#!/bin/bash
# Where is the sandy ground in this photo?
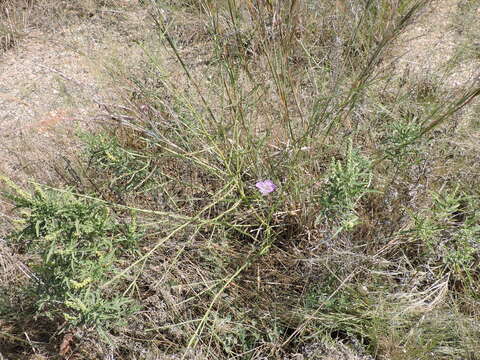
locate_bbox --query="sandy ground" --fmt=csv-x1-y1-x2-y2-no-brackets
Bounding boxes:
392,0,479,90
0,29,96,176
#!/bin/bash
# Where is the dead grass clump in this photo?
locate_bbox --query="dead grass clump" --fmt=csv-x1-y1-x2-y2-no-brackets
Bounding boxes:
0,0,34,53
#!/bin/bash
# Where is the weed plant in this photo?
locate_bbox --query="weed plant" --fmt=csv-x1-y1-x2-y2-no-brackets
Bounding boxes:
1,178,140,334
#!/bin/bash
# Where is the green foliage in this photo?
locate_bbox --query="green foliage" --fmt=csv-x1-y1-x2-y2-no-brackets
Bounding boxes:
6,185,140,329
383,118,422,165
83,132,155,192
317,141,373,231
411,188,480,287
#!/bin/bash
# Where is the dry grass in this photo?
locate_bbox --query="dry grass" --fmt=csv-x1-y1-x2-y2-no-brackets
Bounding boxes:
1,0,480,359
0,0,32,54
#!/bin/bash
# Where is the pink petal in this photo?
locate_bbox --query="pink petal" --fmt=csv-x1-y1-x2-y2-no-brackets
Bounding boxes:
255,180,277,195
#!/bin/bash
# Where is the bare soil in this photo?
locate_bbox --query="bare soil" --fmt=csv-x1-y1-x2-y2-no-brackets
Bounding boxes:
392,0,479,90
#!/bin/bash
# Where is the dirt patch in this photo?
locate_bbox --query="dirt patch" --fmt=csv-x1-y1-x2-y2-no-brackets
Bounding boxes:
392,0,479,90
0,32,93,171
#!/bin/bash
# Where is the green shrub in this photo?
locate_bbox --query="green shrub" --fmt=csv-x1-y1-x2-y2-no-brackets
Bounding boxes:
4,182,140,330
317,141,373,231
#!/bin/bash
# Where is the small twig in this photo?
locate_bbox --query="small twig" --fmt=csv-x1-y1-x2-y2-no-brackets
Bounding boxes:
37,64,86,88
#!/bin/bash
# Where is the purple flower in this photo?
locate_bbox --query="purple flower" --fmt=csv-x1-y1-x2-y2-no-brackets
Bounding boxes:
255,180,277,195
